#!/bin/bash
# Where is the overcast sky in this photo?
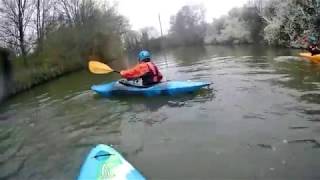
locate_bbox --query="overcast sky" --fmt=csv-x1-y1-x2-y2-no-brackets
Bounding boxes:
110,0,248,34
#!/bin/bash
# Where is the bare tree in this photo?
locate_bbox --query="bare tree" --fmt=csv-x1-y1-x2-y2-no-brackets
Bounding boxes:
139,27,160,49
169,5,207,46
57,0,97,26
123,30,141,51
35,0,56,50
0,0,34,62
57,0,79,25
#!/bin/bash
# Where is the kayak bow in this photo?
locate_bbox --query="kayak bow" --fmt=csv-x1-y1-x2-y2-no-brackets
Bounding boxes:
78,144,145,180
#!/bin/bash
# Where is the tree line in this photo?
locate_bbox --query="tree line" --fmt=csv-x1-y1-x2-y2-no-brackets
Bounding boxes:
206,0,320,47
0,0,129,64
132,0,320,50
2,0,319,62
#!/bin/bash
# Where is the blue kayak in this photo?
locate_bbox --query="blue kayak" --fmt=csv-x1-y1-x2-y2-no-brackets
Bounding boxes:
78,144,145,180
91,80,211,97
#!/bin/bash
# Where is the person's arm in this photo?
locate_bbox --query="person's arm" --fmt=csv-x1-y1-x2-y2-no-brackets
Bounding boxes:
120,64,149,79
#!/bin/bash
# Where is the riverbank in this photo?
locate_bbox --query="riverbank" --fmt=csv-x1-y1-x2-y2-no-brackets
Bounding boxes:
0,60,84,103
0,50,126,104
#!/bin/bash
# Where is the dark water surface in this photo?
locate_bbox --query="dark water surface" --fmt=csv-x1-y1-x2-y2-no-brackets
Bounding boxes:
1,46,320,179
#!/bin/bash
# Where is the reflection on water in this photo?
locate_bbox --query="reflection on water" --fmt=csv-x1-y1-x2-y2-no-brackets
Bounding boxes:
1,45,320,179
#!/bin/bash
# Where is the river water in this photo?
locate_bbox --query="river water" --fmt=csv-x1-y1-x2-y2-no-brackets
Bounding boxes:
1,45,320,179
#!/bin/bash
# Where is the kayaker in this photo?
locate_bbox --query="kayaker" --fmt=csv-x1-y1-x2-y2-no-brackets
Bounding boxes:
306,36,320,56
120,50,163,86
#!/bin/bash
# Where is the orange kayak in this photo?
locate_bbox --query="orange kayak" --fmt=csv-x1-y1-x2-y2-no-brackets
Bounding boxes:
299,52,320,63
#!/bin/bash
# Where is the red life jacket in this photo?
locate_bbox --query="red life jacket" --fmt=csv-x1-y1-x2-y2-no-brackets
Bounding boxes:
143,62,162,85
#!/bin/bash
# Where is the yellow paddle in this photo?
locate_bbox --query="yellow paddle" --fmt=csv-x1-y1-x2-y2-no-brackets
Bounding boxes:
88,61,120,74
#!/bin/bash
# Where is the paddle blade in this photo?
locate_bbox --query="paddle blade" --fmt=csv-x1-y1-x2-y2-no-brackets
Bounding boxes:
89,61,114,74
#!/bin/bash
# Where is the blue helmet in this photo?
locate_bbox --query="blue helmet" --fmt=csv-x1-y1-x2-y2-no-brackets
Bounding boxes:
309,36,317,44
138,50,151,61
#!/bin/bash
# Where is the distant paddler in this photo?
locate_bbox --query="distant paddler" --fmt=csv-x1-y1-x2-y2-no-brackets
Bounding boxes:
300,35,320,56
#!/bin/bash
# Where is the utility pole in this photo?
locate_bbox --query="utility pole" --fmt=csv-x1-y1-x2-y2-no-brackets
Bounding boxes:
158,14,164,38
158,13,168,69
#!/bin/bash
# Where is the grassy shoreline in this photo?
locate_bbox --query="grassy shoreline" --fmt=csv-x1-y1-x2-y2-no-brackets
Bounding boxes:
1,62,84,103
